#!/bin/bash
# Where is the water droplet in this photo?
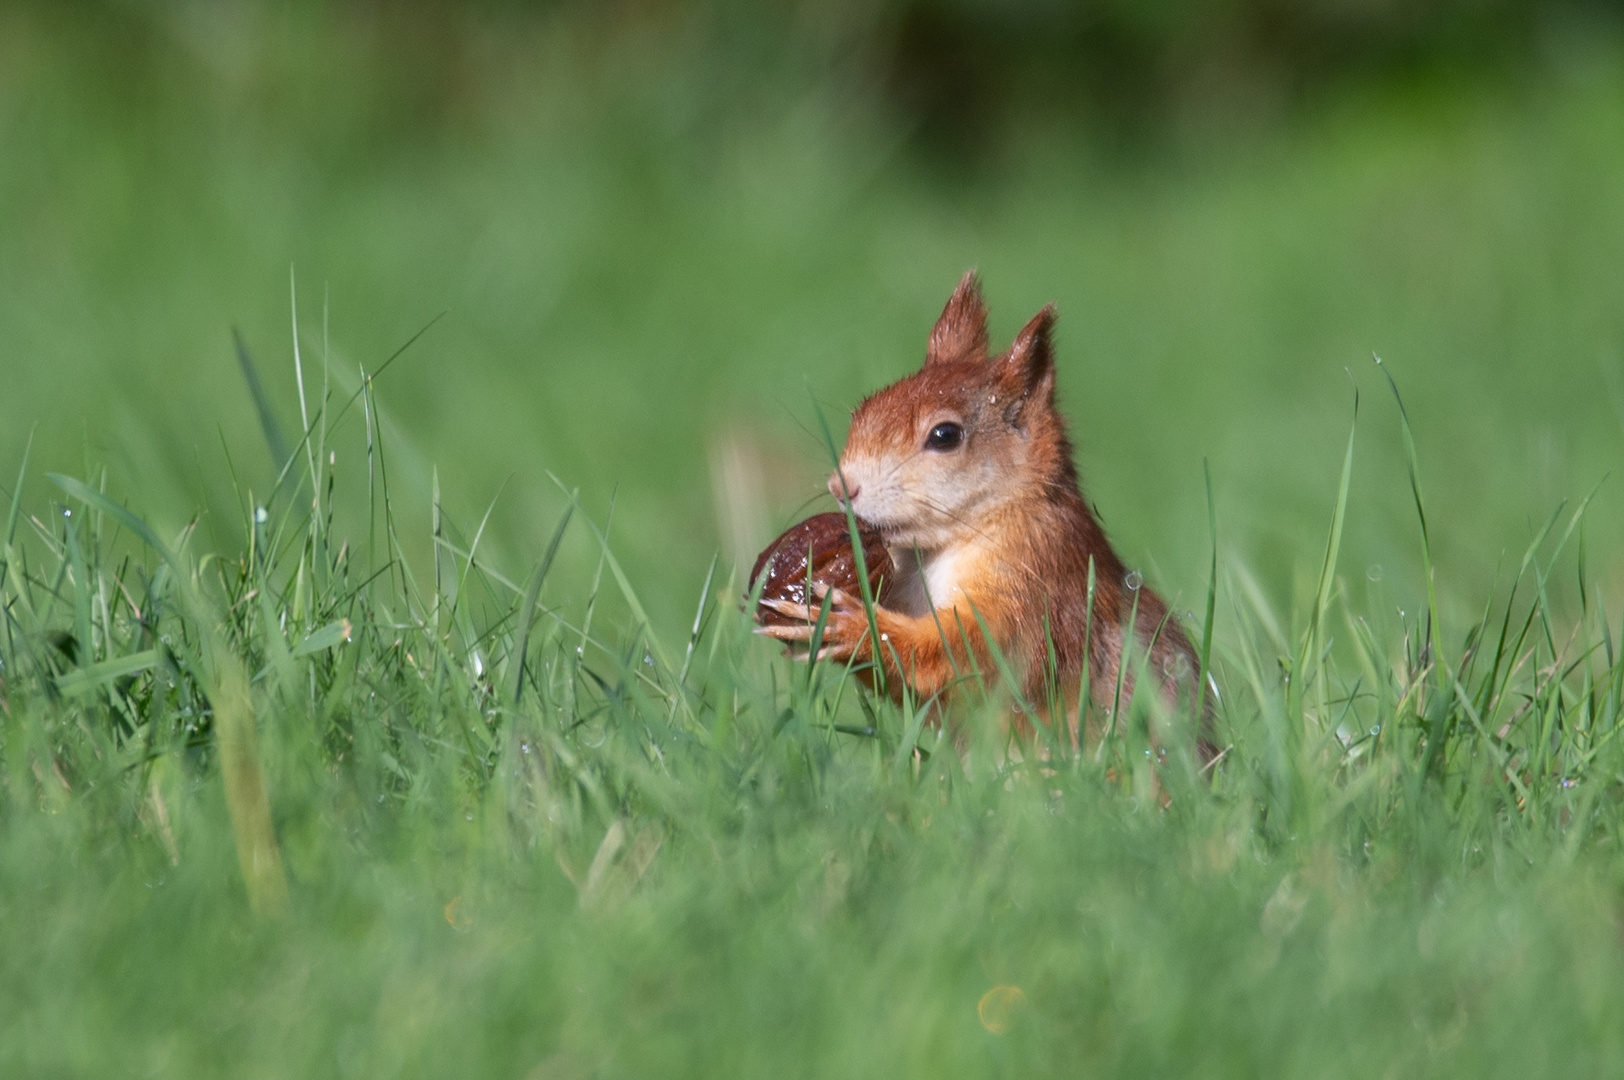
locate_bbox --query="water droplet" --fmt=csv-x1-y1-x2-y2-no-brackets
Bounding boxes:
1369,725,1380,737
1366,564,1383,582
465,812,474,821
62,508,71,517
1124,570,1143,592
254,506,268,523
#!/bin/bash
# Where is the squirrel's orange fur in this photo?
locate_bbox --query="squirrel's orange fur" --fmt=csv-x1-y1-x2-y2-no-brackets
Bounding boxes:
760,272,1214,760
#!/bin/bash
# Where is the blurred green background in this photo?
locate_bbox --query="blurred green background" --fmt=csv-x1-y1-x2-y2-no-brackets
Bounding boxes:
3,0,1623,634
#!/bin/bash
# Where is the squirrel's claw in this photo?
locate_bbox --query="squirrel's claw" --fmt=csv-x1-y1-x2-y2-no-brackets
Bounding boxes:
758,597,818,622
755,621,813,642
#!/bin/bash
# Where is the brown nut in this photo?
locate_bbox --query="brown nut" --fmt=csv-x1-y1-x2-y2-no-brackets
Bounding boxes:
749,512,892,626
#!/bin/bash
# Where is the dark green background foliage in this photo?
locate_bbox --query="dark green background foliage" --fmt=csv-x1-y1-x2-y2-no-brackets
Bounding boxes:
3,0,1623,625
3,3,1624,1076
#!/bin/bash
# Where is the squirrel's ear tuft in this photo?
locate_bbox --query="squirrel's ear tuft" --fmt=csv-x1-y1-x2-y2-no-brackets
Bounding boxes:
925,270,989,367
998,305,1057,420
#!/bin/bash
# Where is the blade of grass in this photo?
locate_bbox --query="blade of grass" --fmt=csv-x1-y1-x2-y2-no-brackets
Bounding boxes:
232,329,294,482
1375,356,1441,670
510,504,574,705
54,649,161,697
548,476,677,680
1198,459,1218,721
811,397,888,698
3,426,31,550
1296,394,1357,723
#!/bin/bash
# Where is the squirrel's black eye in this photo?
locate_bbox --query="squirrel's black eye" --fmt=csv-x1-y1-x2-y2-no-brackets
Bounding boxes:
925,422,963,451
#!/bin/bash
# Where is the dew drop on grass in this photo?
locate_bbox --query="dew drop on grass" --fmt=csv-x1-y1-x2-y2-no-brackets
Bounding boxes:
1370,725,1380,736
254,506,268,523
1124,570,1143,591
62,508,70,517
1367,564,1383,582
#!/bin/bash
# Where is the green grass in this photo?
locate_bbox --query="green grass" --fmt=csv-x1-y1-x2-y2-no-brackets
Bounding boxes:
4,364,1624,1076
5,5,1624,1076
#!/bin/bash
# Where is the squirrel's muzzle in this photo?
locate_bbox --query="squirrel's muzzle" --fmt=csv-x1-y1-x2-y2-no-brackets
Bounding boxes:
827,469,861,504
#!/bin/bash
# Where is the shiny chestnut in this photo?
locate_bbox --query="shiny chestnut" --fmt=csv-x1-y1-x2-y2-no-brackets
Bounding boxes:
748,512,892,627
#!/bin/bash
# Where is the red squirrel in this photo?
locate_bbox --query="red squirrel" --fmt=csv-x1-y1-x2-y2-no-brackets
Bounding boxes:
759,271,1216,762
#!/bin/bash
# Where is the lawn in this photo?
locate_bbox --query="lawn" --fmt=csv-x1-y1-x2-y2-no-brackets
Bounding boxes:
3,5,1624,1077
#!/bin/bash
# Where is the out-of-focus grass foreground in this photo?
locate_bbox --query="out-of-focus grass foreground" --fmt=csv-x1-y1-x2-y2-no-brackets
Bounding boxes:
4,2,1624,1076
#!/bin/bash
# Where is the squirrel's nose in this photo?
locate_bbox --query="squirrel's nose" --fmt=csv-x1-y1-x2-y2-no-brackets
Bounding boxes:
828,470,860,504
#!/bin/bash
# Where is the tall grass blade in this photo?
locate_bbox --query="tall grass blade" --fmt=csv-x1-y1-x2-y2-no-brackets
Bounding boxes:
1198,458,1218,721
510,504,573,704
549,476,675,678
1297,395,1357,720
1375,356,1441,667
811,398,888,697
289,267,319,500
232,329,294,479
4,426,30,549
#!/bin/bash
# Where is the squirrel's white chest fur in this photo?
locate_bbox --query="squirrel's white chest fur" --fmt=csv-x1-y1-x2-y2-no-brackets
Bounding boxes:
888,544,974,617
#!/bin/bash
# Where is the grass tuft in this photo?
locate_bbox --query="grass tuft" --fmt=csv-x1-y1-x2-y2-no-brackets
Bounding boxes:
1,364,1622,1077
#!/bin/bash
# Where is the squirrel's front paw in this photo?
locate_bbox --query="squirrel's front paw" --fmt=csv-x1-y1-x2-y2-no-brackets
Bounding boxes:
755,584,874,663
807,583,873,662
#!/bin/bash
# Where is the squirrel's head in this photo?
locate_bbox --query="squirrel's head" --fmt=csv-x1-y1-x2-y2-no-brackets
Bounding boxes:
831,271,1073,550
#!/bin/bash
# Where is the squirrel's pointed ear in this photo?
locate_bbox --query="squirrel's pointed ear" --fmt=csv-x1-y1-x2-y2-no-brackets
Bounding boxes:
925,270,989,366
998,305,1057,416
